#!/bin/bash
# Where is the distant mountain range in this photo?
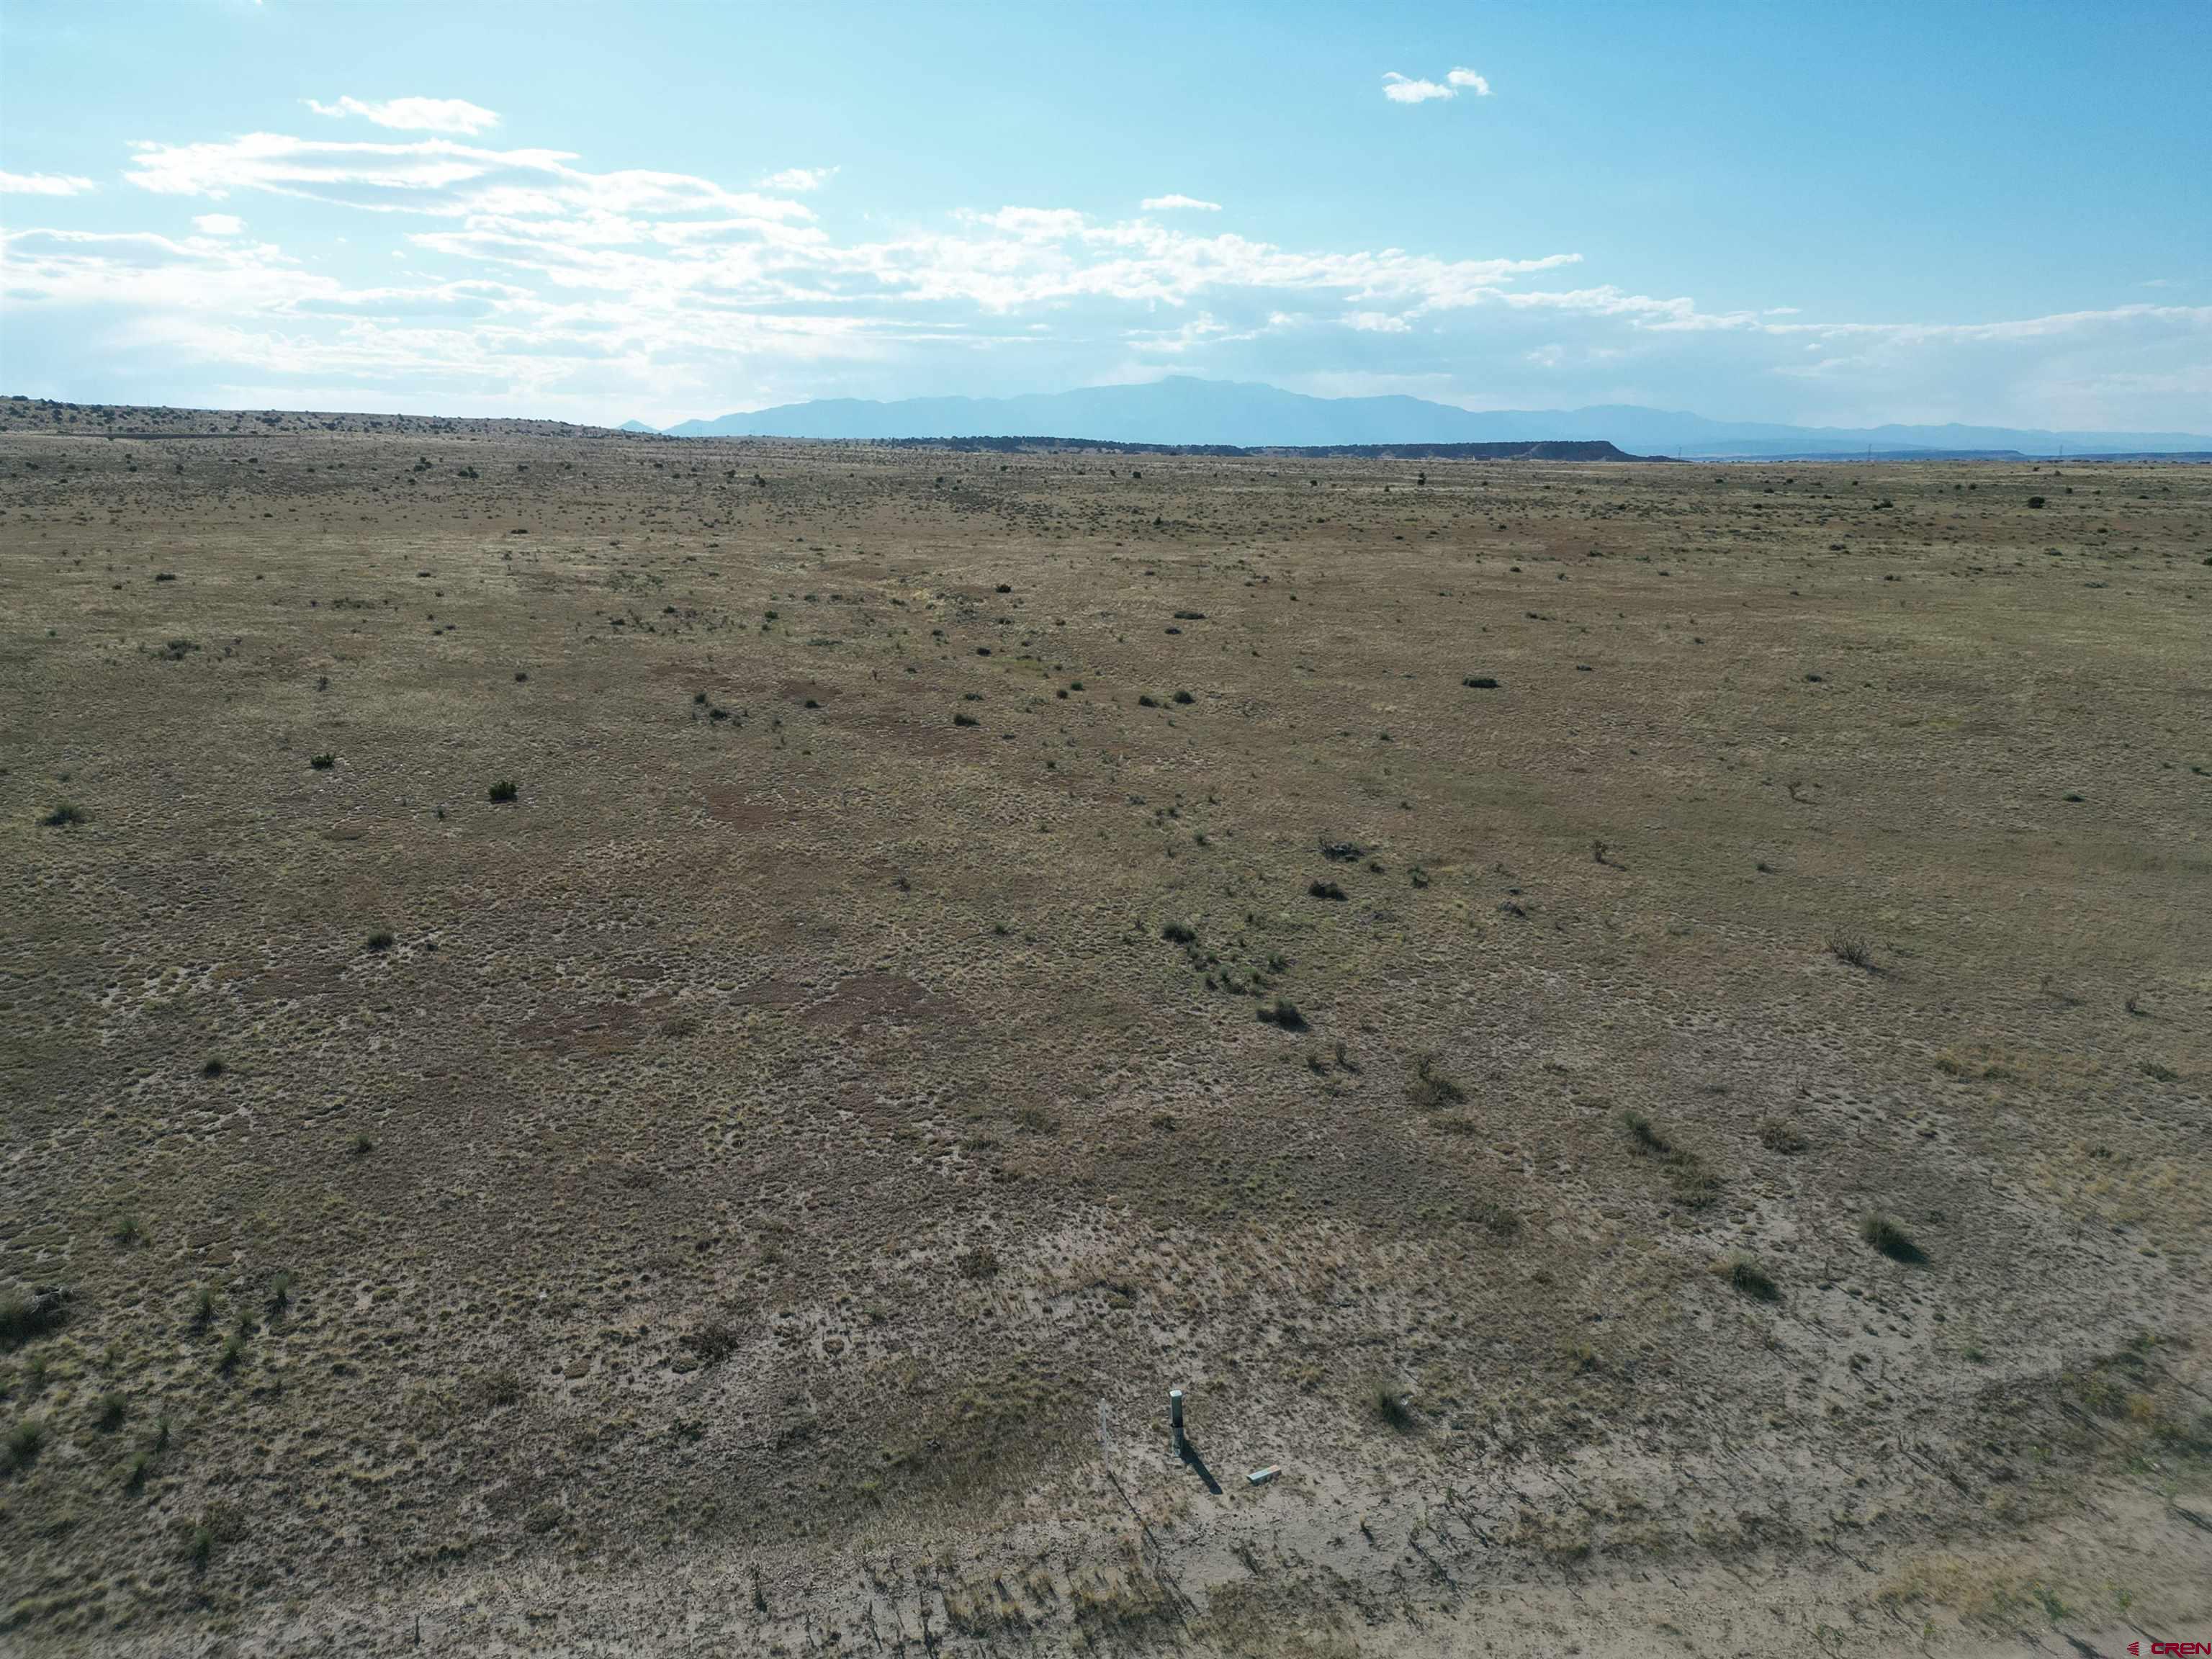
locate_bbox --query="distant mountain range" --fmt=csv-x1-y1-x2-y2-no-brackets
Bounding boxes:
638,376,2211,457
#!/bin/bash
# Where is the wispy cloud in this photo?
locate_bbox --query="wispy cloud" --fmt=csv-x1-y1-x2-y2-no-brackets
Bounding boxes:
0,171,97,195
2,228,330,313
1126,311,1259,355
12,115,2210,432
759,166,837,192
1383,68,1492,104
123,132,816,225
305,96,500,135
1142,194,1222,212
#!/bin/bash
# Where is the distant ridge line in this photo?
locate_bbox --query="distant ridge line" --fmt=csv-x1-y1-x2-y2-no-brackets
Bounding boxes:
9,394,2207,462
866,435,1656,461
656,376,2212,455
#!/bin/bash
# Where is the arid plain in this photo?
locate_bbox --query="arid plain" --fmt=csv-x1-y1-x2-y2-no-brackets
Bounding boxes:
3,401,2209,1655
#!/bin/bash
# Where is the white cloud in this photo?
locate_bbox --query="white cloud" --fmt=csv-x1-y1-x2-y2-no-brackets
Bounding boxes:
123,133,817,231
0,171,97,195
305,96,500,135
18,115,2212,432
1127,311,1273,355
971,206,1089,240
1142,194,1222,212
1384,68,1492,104
759,166,837,192
1382,73,1455,104
2,227,332,314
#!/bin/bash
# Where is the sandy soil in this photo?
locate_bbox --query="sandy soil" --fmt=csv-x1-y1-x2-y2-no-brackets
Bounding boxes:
2,400,2208,1655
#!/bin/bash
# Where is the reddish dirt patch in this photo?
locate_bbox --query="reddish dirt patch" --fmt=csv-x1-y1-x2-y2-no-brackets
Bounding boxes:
242,960,354,1004
803,970,943,1029
703,790,784,832
842,681,976,758
519,992,672,1056
727,978,808,1010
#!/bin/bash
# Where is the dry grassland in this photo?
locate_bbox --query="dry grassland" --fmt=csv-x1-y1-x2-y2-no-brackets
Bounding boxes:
3,400,2209,1654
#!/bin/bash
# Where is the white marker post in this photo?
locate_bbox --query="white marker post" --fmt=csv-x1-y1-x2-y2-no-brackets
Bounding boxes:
1169,1388,1185,1457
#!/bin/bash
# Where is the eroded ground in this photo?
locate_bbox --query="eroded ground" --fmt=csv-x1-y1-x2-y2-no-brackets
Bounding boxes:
3,405,2209,1655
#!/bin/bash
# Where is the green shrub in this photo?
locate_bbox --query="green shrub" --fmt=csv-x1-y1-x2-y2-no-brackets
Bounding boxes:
4,1417,46,1473
1624,1112,1719,1208
1668,1164,1721,1208
1862,1214,1927,1264
1758,1119,1808,1154
682,1321,745,1367
1827,932,1875,970
1,1287,68,1349
1473,1203,1521,1241
1406,1055,1466,1110
1725,1256,1780,1301
1370,1384,1416,1432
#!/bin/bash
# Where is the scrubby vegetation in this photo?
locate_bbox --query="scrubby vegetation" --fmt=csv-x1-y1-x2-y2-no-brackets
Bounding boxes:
2,413,2206,1655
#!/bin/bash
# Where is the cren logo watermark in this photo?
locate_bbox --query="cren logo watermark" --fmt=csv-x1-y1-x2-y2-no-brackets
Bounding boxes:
2128,1642,2212,1655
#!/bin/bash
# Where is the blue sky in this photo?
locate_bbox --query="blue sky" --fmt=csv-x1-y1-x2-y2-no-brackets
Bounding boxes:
2,0,2207,429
